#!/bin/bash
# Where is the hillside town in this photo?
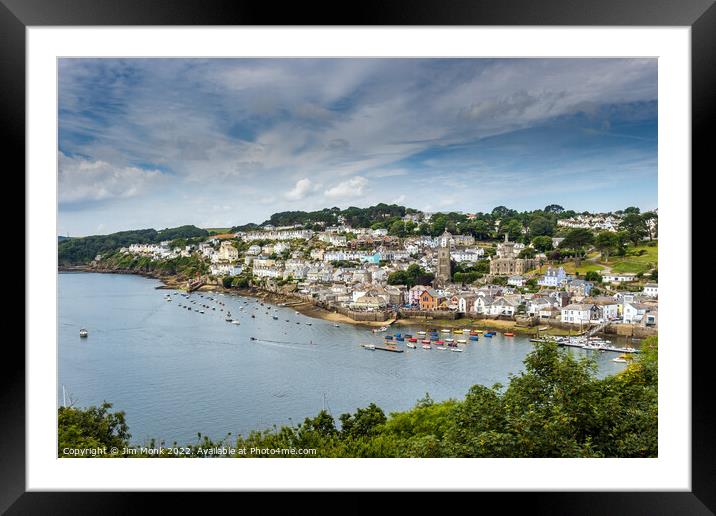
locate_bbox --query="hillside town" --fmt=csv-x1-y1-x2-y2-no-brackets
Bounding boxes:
106,207,658,336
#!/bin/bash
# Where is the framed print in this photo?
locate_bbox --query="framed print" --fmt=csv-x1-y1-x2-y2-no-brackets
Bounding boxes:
5,0,711,511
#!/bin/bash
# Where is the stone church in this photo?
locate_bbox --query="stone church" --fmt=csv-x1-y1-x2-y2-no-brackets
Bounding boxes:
489,234,537,275
434,230,452,286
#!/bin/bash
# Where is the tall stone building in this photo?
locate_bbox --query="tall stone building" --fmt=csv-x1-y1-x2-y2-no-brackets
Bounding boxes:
489,234,537,275
435,230,452,285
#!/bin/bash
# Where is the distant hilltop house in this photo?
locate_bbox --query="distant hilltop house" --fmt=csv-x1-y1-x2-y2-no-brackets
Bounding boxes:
489,234,538,275
556,214,623,232
239,229,314,242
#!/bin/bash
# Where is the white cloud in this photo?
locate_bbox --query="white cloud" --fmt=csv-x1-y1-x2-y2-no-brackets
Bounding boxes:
324,176,368,200
284,178,314,201
58,152,165,204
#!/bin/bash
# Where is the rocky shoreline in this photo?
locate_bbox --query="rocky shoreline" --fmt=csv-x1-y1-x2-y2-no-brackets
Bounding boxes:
59,265,390,328
58,266,592,336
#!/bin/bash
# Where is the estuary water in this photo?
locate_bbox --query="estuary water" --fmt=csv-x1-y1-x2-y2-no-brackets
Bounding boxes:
58,272,628,445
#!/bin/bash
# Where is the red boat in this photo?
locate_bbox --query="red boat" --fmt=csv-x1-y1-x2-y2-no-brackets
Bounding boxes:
408,338,418,343
504,332,515,337
436,340,444,345
422,339,431,344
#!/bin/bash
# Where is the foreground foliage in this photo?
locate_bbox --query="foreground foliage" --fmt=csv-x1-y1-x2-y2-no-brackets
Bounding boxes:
58,338,657,458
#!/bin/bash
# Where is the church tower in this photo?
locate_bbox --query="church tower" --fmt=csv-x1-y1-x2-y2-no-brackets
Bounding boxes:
435,230,452,285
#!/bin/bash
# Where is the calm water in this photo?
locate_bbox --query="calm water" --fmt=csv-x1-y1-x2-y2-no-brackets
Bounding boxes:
58,272,628,445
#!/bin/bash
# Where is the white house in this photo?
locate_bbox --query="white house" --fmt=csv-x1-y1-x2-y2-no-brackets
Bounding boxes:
623,302,650,324
528,297,554,317
588,297,620,321
473,296,494,314
603,272,637,283
253,266,284,279
487,297,517,317
643,283,658,298
561,304,597,325
458,295,478,314
508,275,526,287
210,263,243,276
451,249,484,263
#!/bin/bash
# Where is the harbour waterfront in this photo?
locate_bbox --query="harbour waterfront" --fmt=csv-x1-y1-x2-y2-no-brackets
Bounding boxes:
59,272,631,445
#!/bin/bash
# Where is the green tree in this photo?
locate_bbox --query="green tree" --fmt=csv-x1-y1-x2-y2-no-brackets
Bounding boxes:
532,235,554,253
641,211,658,240
620,214,648,246
339,403,387,438
58,402,130,456
595,231,621,261
528,216,555,237
518,248,536,259
559,228,594,265
584,271,602,283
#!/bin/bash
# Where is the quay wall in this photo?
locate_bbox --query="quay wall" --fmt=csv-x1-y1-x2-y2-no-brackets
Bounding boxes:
604,324,658,338
398,310,459,320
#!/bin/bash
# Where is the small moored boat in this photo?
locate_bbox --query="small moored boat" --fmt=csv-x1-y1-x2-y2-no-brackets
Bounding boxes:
79,328,88,338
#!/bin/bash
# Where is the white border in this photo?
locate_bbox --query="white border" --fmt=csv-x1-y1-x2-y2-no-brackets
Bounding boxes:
27,27,690,491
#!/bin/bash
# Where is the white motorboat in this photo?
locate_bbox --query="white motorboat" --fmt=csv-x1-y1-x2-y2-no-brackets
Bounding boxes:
232,320,241,325
362,344,376,350
406,342,417,349
79,328,88,338
451,347,463,352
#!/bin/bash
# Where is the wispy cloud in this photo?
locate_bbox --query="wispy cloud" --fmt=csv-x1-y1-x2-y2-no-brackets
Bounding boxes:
58,58,658,235
58,151,166,204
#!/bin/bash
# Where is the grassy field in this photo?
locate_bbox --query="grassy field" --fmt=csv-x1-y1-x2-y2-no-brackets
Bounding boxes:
531,259,604,276
534,244,658,276
606,244,658,274
205,228,231,235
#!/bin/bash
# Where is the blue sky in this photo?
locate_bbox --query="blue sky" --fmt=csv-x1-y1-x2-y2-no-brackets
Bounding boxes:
58,58,657,236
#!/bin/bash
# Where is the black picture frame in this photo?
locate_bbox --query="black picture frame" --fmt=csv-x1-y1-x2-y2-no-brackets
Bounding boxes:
4,0,708,511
